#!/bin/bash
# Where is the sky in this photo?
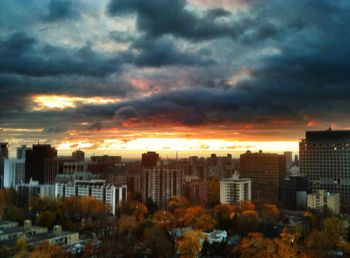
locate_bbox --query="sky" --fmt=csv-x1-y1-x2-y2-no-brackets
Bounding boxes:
1,0,350,158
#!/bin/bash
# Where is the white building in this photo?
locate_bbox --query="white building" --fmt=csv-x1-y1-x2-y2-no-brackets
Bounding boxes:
307,190,340,215
220,175,251,204
3,158,25,188
55,180,127,215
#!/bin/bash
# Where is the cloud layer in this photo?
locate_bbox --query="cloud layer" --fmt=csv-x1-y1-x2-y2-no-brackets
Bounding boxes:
1,0,350,151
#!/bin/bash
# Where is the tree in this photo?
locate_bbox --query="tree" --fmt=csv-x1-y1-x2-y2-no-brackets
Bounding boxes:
275,228,298,258
261,204,280,223
323,217,344,248
145,198,159,215
236,232,277,258
168,196,189,212
144,227,174,258
153,210,176,230
14,236,28,258
132,202,148,220
241,201,255,211
207,179,220,207
238,210,260,235
38,210,57,229
177,231,203,258
304,230,332,258
117,215,137,235
30,241,66,258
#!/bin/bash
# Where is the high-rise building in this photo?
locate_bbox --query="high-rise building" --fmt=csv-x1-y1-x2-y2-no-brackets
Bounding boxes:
300,129,350,206
25,144,57,184
0,142,9,159
0,142,9,187
142,159,185,207
239,150,286,201
16,179,40,207
55,180,127,215
284,151,293,169
280,176,310,210
142,152,160,167
181,177,208,204
72,150,85,162
16,145,30,159
3,158,25,188
307,190,340,215
220,175,251,204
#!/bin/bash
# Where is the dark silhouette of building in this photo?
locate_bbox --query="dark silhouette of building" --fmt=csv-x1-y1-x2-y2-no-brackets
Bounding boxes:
240,150,286,202
25,144,57,184
300,129,350,206
72,150,85,161
181,178,208,204
141,152,160,167
280,176,310,210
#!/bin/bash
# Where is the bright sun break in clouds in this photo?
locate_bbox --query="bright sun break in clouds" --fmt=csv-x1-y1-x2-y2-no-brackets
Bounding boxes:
32,94,122,110
57,138,298,153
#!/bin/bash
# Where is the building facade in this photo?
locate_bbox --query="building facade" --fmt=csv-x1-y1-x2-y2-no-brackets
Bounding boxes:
307,190,340,215
240,150,286,201
3,158,25,188
55,180,127,215
300,129,350,206
280,176,310,210
220,175,251,204
142,160,185,207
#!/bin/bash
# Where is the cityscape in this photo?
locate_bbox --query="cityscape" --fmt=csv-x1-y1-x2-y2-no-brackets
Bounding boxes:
1,0,350,258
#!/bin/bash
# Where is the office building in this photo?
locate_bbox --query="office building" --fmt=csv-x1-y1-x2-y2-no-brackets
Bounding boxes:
25,144,57,183
280,176,310,210
307,190,340,215
3,158,25,188
220,175,251,204
55,180,127,215
284,151,293,169
300,129,350,206
16,180,40,207
16,145,30,159
142,152,160,167
240,150,286,201
142,159,185,207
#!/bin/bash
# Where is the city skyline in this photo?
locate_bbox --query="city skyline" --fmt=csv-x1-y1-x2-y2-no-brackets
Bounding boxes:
1,0,350,156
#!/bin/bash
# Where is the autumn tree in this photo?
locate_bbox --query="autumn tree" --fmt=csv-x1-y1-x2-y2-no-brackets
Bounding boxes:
177,231,203,258
236,232,277,258
117,215,137,236
214,204,237,231
167,196,189,212
30,241,66,258
14,236,28,258
153,210,176,230
261,204,280,223
144,227,174,258
131,202,148,220
275,228,298,258
238,210,260,235
183,206,216,231
207,179,220,207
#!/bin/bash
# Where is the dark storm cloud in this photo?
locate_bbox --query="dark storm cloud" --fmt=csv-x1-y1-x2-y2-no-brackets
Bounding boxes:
44,0,80,22
0,32,121,77
130,37,215,67
44,127,68,133
107,0,276,42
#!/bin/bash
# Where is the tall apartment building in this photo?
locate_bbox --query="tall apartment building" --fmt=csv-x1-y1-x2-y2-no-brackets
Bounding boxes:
55,180,127,215
181,177,208,204
25,144,57,183
3,158,25,188
307,190,340,215
240,150,286,201
142,152,160,167
0,142,9,187
300,129,350,206
220,175,251,204
142,159,185,207
17,145,30,159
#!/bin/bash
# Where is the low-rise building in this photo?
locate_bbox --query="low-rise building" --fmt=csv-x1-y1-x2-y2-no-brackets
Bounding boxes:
307,190,340,214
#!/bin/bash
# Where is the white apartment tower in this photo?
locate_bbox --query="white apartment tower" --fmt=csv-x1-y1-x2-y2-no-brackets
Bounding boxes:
220,175,251,204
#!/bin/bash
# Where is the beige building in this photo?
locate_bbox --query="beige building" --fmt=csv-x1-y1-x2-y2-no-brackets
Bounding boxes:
220,175,251,204
307,190,340,214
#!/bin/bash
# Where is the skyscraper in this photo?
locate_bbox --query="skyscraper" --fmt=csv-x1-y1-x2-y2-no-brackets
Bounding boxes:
3,158,25,188
300,129,350,206
240,150,286,201
142,155,185,207
25,144,57,184
0,142,9,187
